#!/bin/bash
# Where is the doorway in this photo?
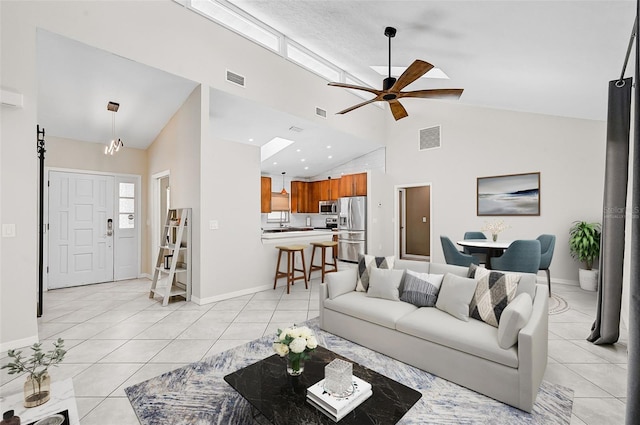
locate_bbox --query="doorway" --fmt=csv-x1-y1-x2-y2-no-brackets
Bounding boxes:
151,170,170,274
397,184,432,261
47,170,140,288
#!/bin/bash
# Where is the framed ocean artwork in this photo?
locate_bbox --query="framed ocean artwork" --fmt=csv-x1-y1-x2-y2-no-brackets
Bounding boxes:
477,172,540,216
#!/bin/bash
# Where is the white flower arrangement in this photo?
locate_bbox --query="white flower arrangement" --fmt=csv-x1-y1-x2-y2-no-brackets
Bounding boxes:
481,220,510,241
273,325,317,373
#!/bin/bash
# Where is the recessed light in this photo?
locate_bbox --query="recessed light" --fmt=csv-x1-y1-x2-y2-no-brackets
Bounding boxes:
304,166,309,170
249,138,254,142
328,155,333,159
301,158,306,162
296,149,301,152
326,145,332,149
273,161,277,165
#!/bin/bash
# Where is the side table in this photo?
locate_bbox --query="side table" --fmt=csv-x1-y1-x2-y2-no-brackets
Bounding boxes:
0,379,79,425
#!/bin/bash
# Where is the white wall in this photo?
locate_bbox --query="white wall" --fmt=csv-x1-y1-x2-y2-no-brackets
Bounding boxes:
382,100,606,283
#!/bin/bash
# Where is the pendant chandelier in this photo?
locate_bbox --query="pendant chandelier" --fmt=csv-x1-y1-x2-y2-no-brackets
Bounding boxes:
280,171,288,195
104,101,124,155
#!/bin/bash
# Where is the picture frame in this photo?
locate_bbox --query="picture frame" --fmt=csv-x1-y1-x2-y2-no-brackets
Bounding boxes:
477,172,540,216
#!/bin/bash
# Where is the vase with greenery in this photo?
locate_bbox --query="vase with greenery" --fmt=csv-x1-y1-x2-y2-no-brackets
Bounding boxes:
1,338,66,407
568,221,601,290
273,326,317,376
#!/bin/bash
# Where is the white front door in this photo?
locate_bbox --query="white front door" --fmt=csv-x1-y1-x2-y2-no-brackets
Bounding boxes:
114,176,139,280
48,171,115,288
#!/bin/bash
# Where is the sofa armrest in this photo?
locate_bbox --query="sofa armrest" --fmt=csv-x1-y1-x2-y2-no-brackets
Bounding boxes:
517,283,549,412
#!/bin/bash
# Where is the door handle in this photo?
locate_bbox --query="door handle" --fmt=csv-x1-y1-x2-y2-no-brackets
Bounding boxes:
106,218,113,237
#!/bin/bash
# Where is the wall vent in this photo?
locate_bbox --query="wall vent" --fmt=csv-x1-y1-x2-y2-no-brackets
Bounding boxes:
226,69,246,87
315,107,327,118
419,125,441,150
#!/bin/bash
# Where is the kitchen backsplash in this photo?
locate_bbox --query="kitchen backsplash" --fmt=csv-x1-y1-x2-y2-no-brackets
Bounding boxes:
261,213,330,229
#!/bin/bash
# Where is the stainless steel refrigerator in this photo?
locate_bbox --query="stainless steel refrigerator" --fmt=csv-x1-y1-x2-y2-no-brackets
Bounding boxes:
337,196,367,262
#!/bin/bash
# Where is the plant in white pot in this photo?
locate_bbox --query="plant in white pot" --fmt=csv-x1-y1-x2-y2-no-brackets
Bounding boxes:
1,338,66,407
568,221,601,291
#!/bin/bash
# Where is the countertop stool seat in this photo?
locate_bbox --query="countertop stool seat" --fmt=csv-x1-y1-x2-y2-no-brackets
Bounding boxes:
308,241,338,283
274,245,308,294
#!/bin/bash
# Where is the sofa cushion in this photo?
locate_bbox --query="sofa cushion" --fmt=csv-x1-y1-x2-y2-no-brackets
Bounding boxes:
435,273,477,321
394,259,429,273
469,269,520,327
323,291,417,329
498,293,533,349
326,268,358,300
356,254,395,292
399,270,443,307
396,307,519,368
366,268,404,301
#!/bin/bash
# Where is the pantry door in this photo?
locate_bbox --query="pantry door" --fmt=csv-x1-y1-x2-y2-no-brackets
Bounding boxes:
48,171,114,288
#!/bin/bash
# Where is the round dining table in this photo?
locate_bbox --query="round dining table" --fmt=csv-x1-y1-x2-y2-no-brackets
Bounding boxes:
456,239,513,269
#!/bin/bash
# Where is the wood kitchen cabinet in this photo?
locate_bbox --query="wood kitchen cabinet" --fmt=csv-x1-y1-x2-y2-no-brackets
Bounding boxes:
338,172,367,197
260,176,271,213
290,181,309,213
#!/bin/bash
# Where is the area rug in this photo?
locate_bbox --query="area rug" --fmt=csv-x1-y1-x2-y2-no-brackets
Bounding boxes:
549,293,570,315
125,318,574,425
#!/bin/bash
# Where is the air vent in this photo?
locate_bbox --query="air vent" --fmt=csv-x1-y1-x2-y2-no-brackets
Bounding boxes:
226,69,245,87
289,126,303,133
419,125,441,150
315,107,327,118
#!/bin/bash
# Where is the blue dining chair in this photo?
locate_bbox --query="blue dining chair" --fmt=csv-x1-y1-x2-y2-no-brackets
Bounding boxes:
463,231,487,264
537,234,556,295
440,236,476,267
491,240,541,274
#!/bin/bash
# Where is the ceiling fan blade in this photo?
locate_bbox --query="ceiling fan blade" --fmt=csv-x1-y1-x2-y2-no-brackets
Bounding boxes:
398,88,464,100
328,82,382,96
336,98,379,115
388,100,409,121
389,60,434,93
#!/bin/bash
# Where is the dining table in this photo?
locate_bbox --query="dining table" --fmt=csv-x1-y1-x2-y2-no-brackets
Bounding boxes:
456,239,513,269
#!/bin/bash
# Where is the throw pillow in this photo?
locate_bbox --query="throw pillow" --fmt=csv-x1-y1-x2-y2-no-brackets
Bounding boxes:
469,270,521,327
467,263,490,280
366,268,405,301
326,268,358,300
497,293,533,349
435,273,478,321
399,270,444,307
356,254,395,292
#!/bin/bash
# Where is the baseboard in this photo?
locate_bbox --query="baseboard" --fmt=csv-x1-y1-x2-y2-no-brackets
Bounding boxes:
0,334,39,352
192,284,273,305
535,276,579,287
139,273,152,280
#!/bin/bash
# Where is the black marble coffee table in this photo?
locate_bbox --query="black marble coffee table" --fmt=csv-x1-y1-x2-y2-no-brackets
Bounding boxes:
223,345,422,424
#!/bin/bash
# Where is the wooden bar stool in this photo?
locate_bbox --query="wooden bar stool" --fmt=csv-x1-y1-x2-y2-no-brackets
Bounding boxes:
308,241,338,283
273,245,308,294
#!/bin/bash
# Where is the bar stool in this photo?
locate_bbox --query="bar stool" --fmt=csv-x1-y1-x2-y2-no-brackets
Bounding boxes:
273,245,308,294
308,241,338,283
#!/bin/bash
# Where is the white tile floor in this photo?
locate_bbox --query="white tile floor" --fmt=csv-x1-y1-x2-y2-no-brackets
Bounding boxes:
0,276,627,424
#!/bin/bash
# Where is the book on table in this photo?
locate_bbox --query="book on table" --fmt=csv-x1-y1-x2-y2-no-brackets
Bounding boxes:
306,375,372,420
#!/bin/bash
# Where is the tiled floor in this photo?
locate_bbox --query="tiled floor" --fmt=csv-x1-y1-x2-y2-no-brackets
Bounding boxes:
0,276,627,424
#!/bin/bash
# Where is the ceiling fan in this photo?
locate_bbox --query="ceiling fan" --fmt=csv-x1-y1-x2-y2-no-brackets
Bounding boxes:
328,26,464,121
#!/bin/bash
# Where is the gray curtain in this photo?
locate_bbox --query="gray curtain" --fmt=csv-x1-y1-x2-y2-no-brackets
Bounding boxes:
626,6,639,422
587,78,632,345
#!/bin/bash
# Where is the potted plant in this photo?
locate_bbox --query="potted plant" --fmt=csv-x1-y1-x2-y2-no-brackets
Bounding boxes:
568,221,601,291
1,338,66,407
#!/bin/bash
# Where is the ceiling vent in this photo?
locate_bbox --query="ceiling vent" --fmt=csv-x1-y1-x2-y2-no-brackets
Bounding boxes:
419,125,441,150
315,107,327,118
289,126,303,133
226,69,246,87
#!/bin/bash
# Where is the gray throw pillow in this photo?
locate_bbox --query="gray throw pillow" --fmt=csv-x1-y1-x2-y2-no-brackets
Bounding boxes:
356,254,395,292
366,268,404,301
435,273,478,321
497,293,533,349
399,270,444,307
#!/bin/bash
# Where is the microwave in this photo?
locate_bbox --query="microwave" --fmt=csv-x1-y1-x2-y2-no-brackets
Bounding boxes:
319,200,337,215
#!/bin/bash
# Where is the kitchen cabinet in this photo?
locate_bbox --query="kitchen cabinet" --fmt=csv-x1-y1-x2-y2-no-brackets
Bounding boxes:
261,176,271,213
338,172,367,197
307,181,322,213
290,181,309,213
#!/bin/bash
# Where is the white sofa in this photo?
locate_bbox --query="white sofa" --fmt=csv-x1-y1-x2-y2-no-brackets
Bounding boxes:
319,259,548,412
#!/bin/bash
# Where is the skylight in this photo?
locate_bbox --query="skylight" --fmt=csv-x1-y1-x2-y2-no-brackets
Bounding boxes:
261,137,294,162
189,0,279,52
370,66,449,80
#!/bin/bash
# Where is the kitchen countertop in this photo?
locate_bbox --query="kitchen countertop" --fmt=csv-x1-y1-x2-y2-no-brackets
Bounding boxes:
261,228,340,241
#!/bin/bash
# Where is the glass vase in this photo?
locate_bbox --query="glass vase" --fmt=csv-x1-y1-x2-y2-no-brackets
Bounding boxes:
24,373,50,408
492,234,498,242
287,355,305,376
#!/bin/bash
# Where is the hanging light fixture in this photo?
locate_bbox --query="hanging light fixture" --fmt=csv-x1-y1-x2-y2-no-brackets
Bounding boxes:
104,101,124,155
280,171,288,195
